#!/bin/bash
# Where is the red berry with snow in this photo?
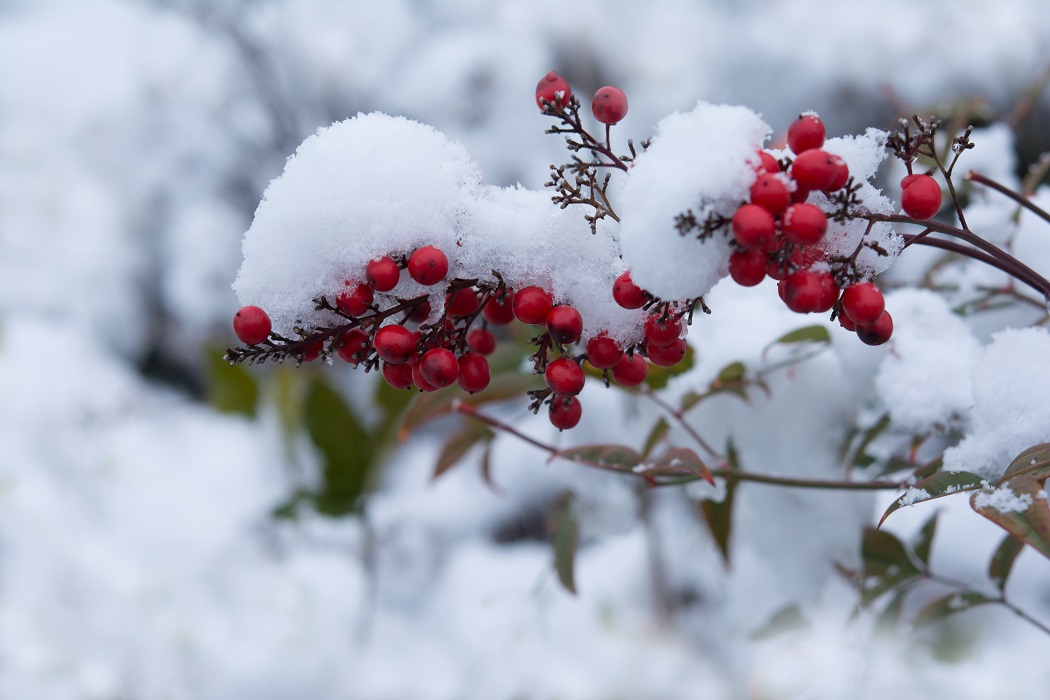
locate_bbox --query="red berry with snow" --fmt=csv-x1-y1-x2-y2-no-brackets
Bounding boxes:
787,113,825,154
782,270,824,313
732,204,777,250
482,289,516,325
546,305,583,344
791,149,840,192
612,270,647,309
585,333,623,369
545,357,585,396
233,306,271,345
466,327,497,355
382,361,414,390
337,281,374,317
447,288,480,316
728,249,766,287
536,71,572,111
647,337,687,367
366,257,400,292
457,353,491,394
750,173,791,214
644,313,682,347
755,151,781,175
611,354,648,387
592,86,628,124
549,396,582,430
782,203,827,246
824,155,850,192
408,246,448,286
842,282,885,325
856,311,894,346
420,347,458,388
513,286,554,325
374,324,416,364
337,329,370,364
901,174,942,220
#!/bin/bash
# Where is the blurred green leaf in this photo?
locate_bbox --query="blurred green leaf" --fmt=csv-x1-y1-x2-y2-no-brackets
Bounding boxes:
699,439,738,566
913,512,939,565
879,470,985,527
971,476,1050,559
303,376,375,516
549,493,579,595
751,604,808,641
847,413,890,472
433,420,494,480
641,418,670,459
912,591,994,628
716,361,746,384
762,324,830,360
998,443,1050,486
860,528,921,606
644,447,714,484
989,534,1024,592
644,345,695,390
205,349,259,417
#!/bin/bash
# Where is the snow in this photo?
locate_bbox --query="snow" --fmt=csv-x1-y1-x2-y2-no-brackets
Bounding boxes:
973,485,1033,514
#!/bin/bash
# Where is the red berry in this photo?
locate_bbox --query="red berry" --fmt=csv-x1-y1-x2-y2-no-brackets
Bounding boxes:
545,357,585,396
613,270,648,309
728,249,766,287
336,329,370,364
546,305,583,344
366,257,400,292
766,247,803,280
592,86,628,124
337,281,374,317
513,286,554,325
644,313,683,347
732,204,777,250
842,282,885,326
420,347,458,389
408,246,448,286
838,312,857,332
782,203,827,246
302,340,324,362
411,358,439,392
750,173,790,214
447,288,479,316
374,324,416,364
647,337,687,367
585,333,624,369
856,311,894,346
787,113,825,154
611,354,648,387
791,187,811,204
813,271,840,313
791,149,839,192
482,289,516,325
901,174,942,220
824,156,850,192
549,396,582,430
382,361,414,390
466,328,497,355
408,300,431,324
782,270,823,313
233,306,271,345
536,71,572,111
755,151,781,175
456,353,491,394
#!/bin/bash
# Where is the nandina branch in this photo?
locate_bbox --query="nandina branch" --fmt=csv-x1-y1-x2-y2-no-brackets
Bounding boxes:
966,170,1050,226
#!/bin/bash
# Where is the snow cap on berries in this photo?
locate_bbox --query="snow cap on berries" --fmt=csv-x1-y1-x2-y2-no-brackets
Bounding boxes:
616,101,771,300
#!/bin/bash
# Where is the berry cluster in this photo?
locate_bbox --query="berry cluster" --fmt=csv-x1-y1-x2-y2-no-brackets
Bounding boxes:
721,113,897,345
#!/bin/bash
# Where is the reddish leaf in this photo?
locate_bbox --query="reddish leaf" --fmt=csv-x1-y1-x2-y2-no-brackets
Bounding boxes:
643,447,714,485
997,443,1050,486
433,420,493,480
989,534,1024,592
879,470,986,527
971,475,1050,559
553,444,642,472
399,372,542,439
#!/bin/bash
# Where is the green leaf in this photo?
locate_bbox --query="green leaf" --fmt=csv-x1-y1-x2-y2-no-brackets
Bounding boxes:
549,493,579,595
715,361,746,384
913,512,938,565
641,418,670,459
698,439,739,566
554,444,642,472
878,470,986,527
911,591,995,628
478,443,503,496
433,420,494,480
399,372,543,438
988,534,1024,591
998,443,1050,486
847,413,890,472
971,475,1050,559
862,528,920,578
750,604,808,640
643,447,714,485
644,345,695,390
303,377,375,516
205,349,259,417
762,324,831,359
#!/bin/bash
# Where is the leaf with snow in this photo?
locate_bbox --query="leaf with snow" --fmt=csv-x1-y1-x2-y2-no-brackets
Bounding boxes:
879,470,986,527
971,476,1050,559
997,442,1050,486
641,447,714,484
